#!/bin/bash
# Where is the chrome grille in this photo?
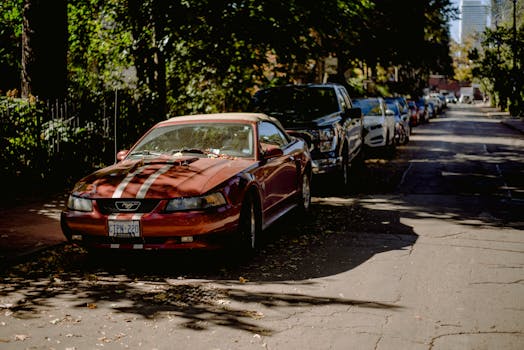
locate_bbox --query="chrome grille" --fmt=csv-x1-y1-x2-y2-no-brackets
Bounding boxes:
96,199,161,214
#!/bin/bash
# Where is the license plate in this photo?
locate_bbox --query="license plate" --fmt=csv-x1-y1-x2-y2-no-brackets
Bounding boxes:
108,220,141,237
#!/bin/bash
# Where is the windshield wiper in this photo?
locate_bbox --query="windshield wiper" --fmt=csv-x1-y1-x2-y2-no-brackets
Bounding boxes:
171,148,206,155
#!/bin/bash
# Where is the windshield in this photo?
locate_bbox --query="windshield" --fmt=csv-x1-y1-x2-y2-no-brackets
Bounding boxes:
386,103,400,115
352,99,383,116
252,86,339,121
129,123,254,159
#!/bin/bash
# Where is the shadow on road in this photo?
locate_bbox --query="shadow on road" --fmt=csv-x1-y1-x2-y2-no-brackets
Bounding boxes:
1,195,413,333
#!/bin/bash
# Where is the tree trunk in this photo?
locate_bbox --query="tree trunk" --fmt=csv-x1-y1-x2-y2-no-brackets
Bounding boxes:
21,0,68,100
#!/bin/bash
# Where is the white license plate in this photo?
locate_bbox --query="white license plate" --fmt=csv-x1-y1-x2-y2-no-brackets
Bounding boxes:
108,220,141,237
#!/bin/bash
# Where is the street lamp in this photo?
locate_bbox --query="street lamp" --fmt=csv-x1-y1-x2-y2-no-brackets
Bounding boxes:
512,0,517,72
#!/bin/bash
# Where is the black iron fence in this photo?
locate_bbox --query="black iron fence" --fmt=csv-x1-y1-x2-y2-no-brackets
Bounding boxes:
0,94,130,197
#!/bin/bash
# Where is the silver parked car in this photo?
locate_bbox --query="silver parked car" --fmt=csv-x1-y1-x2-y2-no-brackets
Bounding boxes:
352,97,396,150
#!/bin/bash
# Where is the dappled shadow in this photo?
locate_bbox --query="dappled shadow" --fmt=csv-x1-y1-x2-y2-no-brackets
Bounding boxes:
2,269,400,335
394,112,524,228
1,195,414,333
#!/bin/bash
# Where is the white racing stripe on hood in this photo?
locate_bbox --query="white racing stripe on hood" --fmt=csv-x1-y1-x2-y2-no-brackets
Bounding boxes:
112,166,147,198
136,164,174,199
111,163,174,199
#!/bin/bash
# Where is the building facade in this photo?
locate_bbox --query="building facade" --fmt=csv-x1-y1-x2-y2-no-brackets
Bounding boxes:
460,0,489,43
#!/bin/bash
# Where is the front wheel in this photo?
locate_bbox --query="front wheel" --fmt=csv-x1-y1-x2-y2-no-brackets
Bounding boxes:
341,155,350,187
385,131,396,158
297,172,311,214
237,195,259,255
404,125,411,144
396,125,406,145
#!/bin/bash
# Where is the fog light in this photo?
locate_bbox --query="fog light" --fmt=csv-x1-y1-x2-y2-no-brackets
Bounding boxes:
72,234,82,241
181,236,194,243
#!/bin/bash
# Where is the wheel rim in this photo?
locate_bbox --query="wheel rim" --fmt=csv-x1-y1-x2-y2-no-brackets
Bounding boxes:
302,174,311,210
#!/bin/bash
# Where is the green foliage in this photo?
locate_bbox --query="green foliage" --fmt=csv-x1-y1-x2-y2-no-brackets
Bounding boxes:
473,25,524,116
0,0,23,92
1,97,41,175
0,0,459,195
68,0,135,92
0,97,115,196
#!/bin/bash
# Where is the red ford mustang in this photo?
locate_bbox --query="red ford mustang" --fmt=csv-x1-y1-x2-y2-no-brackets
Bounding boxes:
61,113,312,253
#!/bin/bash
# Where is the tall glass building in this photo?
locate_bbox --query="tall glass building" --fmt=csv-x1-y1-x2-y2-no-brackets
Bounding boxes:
460,0,489,43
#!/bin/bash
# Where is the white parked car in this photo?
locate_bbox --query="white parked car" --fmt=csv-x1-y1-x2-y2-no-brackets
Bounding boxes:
352,97,396,150
425,93,444,114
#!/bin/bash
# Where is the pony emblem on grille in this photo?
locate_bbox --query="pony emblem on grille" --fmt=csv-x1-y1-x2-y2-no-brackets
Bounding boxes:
115,201,141,211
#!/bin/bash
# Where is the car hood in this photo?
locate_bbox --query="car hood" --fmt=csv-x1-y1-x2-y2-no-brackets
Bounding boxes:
363,115,385,126
71,156,256,199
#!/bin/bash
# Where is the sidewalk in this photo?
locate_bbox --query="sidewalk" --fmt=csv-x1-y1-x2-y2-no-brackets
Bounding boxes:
501,118,524,134
0,194,67,267
475,102,524,134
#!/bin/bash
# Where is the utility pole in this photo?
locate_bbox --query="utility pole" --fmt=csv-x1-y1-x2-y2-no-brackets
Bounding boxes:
511,0,517,115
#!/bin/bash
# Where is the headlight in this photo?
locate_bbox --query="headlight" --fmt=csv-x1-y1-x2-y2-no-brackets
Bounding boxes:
318,128,337,152
165,192,226,212
67,195,93,212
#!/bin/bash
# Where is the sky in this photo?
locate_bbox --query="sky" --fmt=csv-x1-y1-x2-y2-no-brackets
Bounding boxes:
450,0,460,42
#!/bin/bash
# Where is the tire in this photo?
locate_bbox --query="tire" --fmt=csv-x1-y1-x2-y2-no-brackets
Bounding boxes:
297,172,311,214
237,195,259,255
385,131,396,158
341,155,350,187
397,126,406,145
404,125,410,144
395,129,402,146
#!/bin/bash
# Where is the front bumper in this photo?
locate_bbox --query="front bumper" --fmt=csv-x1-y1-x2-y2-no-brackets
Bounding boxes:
311,152,342,175
364,128,387,147
60,202,241,250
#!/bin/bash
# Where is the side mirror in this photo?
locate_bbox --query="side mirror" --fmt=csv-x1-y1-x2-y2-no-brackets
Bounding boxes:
262,147,284,159
385,109,395,116
116,150,129,161
347,107,362,119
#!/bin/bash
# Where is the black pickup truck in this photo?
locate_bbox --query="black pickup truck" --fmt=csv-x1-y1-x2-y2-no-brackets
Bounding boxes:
251,83,363,185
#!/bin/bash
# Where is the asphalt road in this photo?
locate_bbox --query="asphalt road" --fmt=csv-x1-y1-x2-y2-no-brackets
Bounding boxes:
0,104,523,349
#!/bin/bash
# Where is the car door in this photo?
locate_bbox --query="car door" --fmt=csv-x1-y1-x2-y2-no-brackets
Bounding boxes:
337,87,362,160
256,121,297,219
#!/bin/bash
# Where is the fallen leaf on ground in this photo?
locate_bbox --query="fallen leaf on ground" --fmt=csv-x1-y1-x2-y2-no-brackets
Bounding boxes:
14,334,29,341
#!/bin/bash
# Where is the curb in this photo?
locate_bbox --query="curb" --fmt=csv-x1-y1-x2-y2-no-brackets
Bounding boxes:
500,119,524,135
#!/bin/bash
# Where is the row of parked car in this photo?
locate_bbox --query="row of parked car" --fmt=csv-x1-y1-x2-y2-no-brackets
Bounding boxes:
60,82,444,256
250,83,443,185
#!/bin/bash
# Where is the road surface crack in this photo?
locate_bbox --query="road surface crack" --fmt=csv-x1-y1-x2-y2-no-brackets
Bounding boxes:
429,331,524,349
470,279,524,285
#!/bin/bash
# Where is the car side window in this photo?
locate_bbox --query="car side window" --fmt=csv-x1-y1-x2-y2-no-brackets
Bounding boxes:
258,122,288,150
